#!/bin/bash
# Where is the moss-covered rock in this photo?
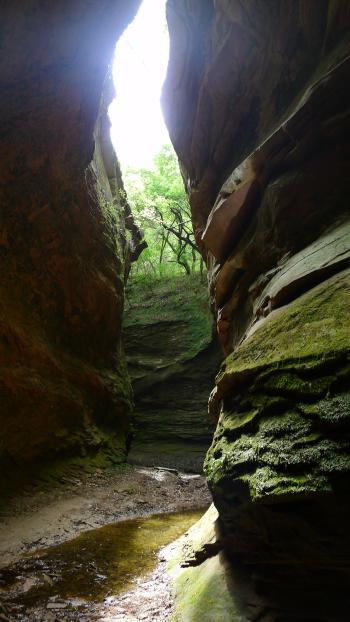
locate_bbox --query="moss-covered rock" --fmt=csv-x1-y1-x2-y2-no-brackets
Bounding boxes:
164,2,350,616
166,506,246,622
206,270,350,501
201,270,350,616
213,269,350,404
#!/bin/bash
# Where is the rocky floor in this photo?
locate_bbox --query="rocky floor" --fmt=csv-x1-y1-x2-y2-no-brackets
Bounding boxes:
0,464,210,567
23,561,174,622
0,465,210,621
0,555,175,622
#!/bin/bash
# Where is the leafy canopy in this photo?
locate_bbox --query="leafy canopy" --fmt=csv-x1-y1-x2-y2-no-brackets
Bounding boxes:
124,144,202,276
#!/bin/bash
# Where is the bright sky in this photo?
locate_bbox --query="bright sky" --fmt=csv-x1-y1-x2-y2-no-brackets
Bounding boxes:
109,0,170,170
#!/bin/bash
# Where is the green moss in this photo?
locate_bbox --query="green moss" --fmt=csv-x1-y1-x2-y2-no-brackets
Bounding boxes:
297,392,350,427
168,506,242,622
219,409,260,434
319,452,350,473
216,395,292,441
205,400,350,495
241,467,331,502
258,371,331,399
207,425,326,482
124,273,212,362
205,272,350,503
204,434,257,486
258,411,311,437
0,439,129,503
171,556,242,622
316,392,350,423
99,196,126,264
217,271,350,390
259,433,327,469
167,505,218,571
249,393,291,414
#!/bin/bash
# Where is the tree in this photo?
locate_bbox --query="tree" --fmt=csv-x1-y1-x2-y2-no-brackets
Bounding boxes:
124,145,201,276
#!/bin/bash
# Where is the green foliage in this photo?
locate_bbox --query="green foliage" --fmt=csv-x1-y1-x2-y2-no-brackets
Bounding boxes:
124,144,202,276
124,272,212,360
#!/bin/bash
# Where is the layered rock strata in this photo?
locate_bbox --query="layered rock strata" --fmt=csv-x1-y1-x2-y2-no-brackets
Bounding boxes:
0,1,142,467
123,275,220,471
163,1,350,617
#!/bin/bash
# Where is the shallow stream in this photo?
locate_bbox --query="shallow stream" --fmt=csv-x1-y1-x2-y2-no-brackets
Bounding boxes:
0,507,204,617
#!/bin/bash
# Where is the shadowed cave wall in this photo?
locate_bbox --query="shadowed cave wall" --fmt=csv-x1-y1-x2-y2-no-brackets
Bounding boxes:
0,1,143,467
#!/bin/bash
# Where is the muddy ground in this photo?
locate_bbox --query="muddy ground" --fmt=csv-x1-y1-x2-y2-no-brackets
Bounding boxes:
0,464,211,621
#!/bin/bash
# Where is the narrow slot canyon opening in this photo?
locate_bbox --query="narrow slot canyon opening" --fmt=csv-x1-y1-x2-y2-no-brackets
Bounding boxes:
109,0,170,170
1,1,349,621
108,0,221,473
0,2,217,620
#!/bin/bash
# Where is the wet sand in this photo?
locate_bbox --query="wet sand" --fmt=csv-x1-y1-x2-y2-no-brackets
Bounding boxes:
0,465,210,621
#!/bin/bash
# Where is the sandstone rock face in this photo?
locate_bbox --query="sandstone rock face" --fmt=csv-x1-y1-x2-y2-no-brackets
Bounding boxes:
123,274,221,472
163,1,350,617
0,1,142,466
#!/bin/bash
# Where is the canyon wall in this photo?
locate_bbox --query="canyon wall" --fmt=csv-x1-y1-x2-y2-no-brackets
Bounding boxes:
0,1,142,467
163,0,350,617
124,274,220,471
0,0,349,616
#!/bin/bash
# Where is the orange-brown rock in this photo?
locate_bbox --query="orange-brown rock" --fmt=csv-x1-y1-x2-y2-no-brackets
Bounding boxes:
163,2,350,619
0,1,142,466
163,0,350,249
202,177,261,264
163,0,350,350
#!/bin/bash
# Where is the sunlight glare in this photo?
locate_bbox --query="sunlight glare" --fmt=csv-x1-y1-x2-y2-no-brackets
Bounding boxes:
109,0,170,170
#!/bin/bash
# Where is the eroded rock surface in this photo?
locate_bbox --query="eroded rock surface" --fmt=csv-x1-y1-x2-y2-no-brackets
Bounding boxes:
124,274,221,471
163,1,350,618
0,1,142,467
